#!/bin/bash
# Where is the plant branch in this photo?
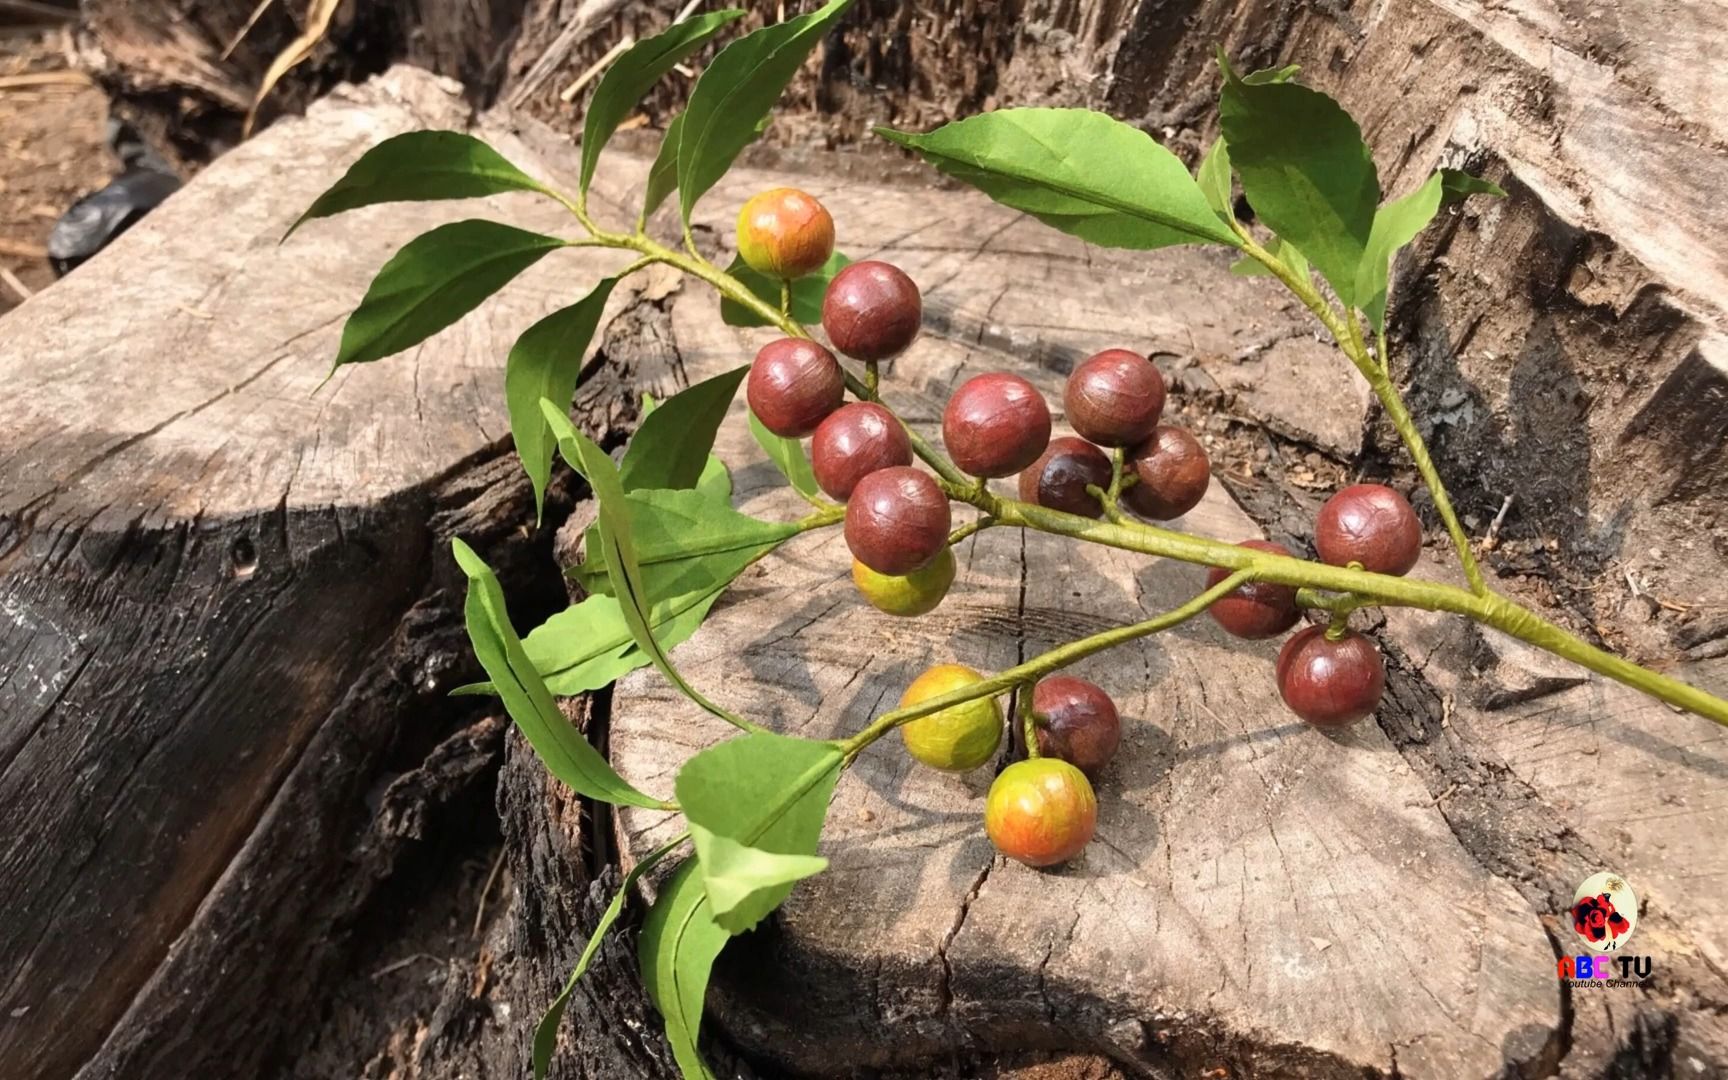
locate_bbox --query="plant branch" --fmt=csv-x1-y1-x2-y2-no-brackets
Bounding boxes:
840,569,1257,761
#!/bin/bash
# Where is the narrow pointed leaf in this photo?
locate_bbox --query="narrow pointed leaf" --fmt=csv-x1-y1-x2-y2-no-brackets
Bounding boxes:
878,109,1240,250
618,365,749,492
697,455,732,503
450,537,663,808
641,113,686,222
688,825,827,933
675,0,854,224
580,10,747,195
544,405,752,728
749,411,820,499
533,831,689,1080
1356,171,1445,330
572,488,800,594
719,250,851,327
1440,168,1507,204
335,220,566,369
1219,72,1379,304
639,859,728,1080
506,277,619,522
1197,137,1233,221
288,131,554,238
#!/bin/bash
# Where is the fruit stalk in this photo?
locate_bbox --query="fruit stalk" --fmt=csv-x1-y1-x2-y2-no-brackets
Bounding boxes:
838,568,1257,761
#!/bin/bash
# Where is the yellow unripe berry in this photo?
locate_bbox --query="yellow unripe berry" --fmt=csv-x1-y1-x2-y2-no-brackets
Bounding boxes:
736,187,835,279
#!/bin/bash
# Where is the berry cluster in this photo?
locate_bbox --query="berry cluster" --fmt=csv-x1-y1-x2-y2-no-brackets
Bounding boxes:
741,188,1423,868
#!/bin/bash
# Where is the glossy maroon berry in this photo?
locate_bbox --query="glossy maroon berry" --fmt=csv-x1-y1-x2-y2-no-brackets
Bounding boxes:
1314,483,1423,576
1064,349,1165,447
811,402,913,501
844,466,952,575
1122,424,1209,521
1276,625,1386,728
1206,539,1302,640
1031,676,1121,775
822,261,922,361
1017,436,1112,518
746,338,844,438
942,372,1052,478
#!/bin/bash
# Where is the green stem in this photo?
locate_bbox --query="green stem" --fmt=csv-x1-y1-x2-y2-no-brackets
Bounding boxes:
1234,225,1487,596
1018,687,1041,759
841,569,1257,761
983,494,1728,726
948,516,996,546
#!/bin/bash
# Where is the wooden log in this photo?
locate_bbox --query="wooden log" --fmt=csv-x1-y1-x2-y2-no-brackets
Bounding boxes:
0,67,671,1080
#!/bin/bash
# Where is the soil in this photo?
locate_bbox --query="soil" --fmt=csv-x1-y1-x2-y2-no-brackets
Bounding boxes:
0,28,113,315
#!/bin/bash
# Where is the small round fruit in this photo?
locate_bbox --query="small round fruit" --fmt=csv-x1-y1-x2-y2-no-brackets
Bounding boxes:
822,261,922,361
1315,483,1423,576
1276,625,1386,728
1031,676,1121,775
853,546,956,617
899,663,1003,771
1018,436,1112,518
746,338,844,438
845,466,952,575
1122,424,1210,521
736,187,834,279
942,372,1053,478
1206,540,1302,640
811,401,913,501
985,758,1097,868
1064,349,1166,447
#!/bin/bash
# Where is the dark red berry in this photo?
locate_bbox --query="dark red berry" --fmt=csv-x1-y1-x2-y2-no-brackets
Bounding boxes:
1276,625,1386,728
822,261,922,361
1017,436,1111,518
1206,539,1302,640
1064,349,1165,447
942,372,1052,478
1122,424,1210,521
844,466,952,575
1032,676,1121,775
746,338,844,438
1314,483,1423,576
811,402,913,501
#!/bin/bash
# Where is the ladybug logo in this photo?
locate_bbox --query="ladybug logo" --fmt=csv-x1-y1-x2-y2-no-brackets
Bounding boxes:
1569,871,1638,953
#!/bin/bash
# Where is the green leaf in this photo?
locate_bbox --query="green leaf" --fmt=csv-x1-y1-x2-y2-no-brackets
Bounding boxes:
675,0,855,225
675,731,841,933
641,113,686,222
639,859,729,1080
749,411,820,500
573,487,799,594
878,109,1240,250
580,10,746,196
533,831,689,1080
450,537,664,809
719,250,852,327
1440,167,1507,204
334,220,566,369
618,366,749,492
1219,69,1379,305
1242,63,1301,85
697,455,733,503
688,826,827,933
506,277,619,523
1355,171,1445,331
544,405,752,729
1197,137,1232,221
287,131,553,239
